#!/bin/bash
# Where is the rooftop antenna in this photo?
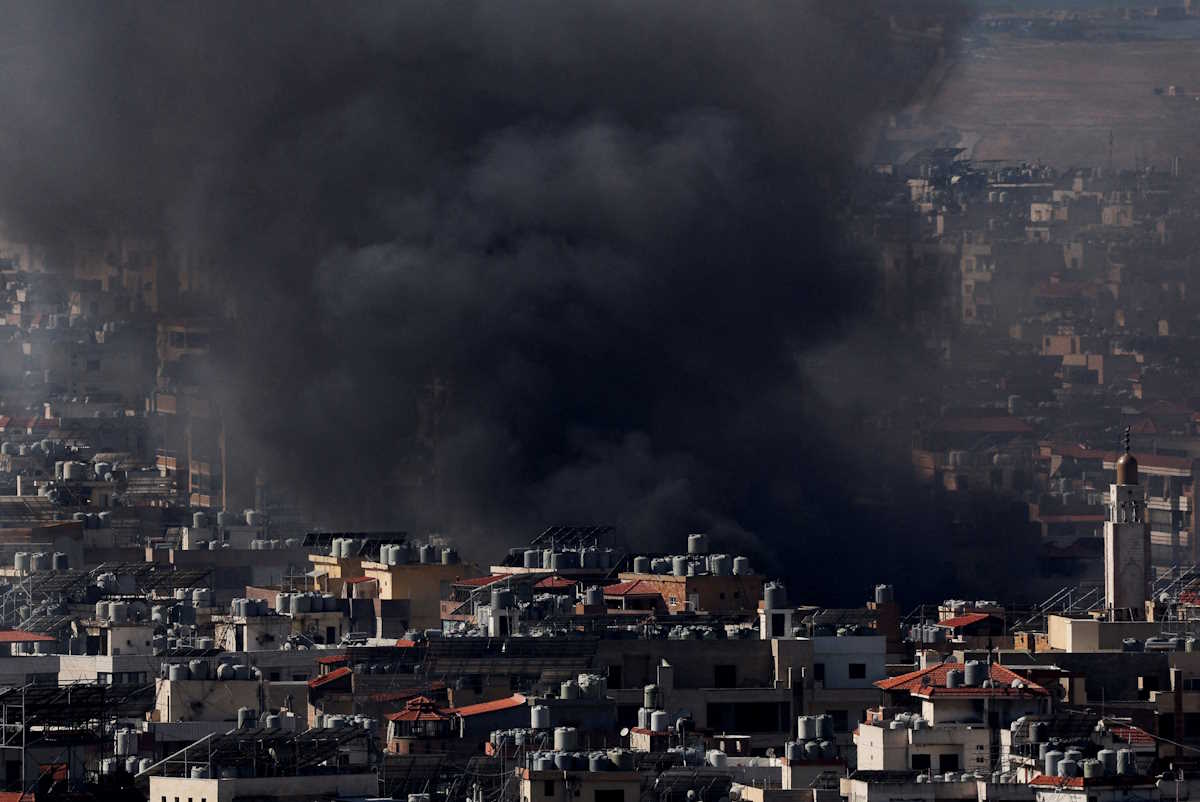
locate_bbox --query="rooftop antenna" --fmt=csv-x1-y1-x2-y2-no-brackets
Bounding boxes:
1123,426,1131,455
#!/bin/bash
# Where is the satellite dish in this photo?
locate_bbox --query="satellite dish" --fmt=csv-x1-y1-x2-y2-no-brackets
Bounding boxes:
620,727,630,737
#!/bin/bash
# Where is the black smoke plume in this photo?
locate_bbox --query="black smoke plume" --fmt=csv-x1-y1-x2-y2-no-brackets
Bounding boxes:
0,2,1040,604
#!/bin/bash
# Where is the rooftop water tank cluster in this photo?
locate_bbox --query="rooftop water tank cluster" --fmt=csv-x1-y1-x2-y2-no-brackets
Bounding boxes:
522,748,635,772
162,660,217,681
908,624,947,644
633,551,752,577
114,729,139,756
887,712,928,731
557,673,607,702
310,712,376,731
1044,746,1134,778
665,625,725,640
490,728,542,749
14,552,54,573
379,543,411,565
229,598,271,617
1143,635,1194,652
249,539,284,550
330,537,359,558
212,662,260,682
635,709,671,732
275,592,340,615
513,546,617,570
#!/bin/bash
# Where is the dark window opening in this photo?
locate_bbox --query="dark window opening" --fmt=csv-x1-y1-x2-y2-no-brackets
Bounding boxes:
939,754,960,772
829,709,849,732
714,665,737,688
848,663,866,679
912,754,931,771
608,665,623,689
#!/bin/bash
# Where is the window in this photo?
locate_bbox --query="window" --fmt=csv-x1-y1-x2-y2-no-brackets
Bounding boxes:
544,781,555,797
912,754,931,771
813,663,825,683
269,671,281,682
939,754,959,772
608,665,623,689
714,665,737,688
595,791,625,802
771,613,786,637
848,663,866,680
829,709,848,732
668,596,678,606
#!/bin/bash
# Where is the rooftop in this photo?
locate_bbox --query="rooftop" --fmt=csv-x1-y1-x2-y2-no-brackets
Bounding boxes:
936,612,998,629
876,662,1049,698
603,580,662,597
449,693,527,717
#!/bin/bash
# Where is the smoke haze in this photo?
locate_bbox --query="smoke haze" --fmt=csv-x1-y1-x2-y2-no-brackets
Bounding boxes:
0,1,1036,603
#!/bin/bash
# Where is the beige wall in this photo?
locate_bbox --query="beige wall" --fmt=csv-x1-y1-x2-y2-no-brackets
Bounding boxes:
154,678,261,723
149,772,377,802
363,562,476,629
521,771,641,802
1046,615,1162,652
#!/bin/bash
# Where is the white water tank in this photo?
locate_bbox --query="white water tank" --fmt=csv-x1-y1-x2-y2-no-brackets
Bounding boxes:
553,727,578,751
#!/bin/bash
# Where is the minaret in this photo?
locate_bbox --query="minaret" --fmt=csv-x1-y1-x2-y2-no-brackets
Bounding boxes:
1104,428,1149,621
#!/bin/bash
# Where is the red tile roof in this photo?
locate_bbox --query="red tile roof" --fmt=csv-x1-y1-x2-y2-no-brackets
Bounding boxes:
449,693,526,717
386,696,450,722
936,613,996,629
603,580,660,597
316,654,349,665
1109,725,1154,746
396,639,418,648
535,576,576,590
1030,774,1154,788
344,576,376,585
455,575,508,587
0,630,54,643
876,662,1049,698
308,666,351,689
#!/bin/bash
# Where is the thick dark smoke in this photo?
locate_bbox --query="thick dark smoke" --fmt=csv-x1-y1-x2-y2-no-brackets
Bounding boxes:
0,1,1036,604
